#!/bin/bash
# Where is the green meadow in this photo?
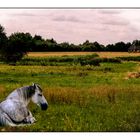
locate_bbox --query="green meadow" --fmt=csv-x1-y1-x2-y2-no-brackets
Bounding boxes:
0,53,140,132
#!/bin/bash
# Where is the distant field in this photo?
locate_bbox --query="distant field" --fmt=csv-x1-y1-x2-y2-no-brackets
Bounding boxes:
28,52,140,58
28,52,93,57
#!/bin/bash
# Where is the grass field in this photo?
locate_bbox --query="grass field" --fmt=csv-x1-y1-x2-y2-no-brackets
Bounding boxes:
0,52,140,132
28,52,140,58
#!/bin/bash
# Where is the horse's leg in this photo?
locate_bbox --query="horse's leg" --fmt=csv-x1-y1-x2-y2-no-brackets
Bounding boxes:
24,110,36,124
0,110,17,126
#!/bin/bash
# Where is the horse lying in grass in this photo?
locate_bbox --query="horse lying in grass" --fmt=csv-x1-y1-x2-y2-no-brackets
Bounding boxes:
0,83,48,126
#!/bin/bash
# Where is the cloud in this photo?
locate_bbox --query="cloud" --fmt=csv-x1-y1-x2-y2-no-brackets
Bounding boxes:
102,19,129,26
95,10,130,26
52,15,84,23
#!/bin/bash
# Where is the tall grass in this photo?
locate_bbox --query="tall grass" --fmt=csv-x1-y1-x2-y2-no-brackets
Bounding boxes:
1,84,140,132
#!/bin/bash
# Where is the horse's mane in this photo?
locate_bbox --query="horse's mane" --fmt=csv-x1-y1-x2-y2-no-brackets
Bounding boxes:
7,85,37,101
18,84,42,99
19,85,36,99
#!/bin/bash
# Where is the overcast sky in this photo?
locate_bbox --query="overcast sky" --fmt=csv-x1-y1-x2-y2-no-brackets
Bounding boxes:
0,9,140,45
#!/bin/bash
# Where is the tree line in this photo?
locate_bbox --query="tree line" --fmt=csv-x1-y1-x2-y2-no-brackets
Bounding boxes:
0,24,140,63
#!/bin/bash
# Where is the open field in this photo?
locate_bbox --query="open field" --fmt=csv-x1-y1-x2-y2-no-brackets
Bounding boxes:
28,52,140,58
0,53,140,131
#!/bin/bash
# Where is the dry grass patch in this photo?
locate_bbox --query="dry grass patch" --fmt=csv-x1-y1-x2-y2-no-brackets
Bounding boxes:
0,85,5,93
28,52,93,57
89,85,140,102
0,85,7,102
44,87,89,106
96,52,140,58
28,52,140,58
44,85,140,106
125,72,140,79
88,85,119,103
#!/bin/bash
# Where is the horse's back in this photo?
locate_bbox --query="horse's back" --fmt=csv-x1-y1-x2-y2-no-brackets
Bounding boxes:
6,89,20,100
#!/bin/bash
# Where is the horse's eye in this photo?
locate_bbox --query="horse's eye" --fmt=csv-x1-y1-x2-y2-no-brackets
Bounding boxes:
38,94,42,97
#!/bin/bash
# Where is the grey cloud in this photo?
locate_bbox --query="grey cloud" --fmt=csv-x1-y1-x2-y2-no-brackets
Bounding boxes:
52,15,84,23
102,19,129,26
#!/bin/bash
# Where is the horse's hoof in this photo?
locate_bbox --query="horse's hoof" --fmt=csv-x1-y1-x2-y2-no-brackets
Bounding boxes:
30,117,37,123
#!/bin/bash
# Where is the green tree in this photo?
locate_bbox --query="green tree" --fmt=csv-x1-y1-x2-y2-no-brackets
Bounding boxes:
59,42,70,51
31,35,46,51
93,41,105,51
1,32,32,64
132,40,140,46
82,40,102,51
114,42,127,52
45,38,58,51
0,25,8,51
105,44,115,51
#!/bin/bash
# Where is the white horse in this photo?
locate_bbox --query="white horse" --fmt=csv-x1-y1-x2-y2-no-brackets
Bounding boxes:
0,83,48,126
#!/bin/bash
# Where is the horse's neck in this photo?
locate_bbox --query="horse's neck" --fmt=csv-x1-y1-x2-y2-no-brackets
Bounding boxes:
7,88,31,107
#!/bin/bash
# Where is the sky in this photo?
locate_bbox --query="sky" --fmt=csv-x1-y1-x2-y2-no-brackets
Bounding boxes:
0,9,140,45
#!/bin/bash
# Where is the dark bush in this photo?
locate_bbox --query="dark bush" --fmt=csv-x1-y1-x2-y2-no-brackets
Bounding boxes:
117,56,140,61
80,59,100,66
101,58,121,63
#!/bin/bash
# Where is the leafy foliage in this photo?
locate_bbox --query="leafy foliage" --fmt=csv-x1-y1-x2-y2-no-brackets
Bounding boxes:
0,25,8,59
118,56,140,61
1,32,32,64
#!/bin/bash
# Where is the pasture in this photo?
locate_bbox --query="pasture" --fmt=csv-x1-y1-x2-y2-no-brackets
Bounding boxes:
0,52,140,131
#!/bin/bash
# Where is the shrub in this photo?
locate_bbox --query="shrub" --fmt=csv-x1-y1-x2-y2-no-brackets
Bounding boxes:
1,32,32,64
80,59,100,66
118,56,140,61
101,58,121,63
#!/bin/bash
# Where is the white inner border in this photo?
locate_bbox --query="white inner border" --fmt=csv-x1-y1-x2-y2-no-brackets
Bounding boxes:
0,0,140,7
1,132,140,140
1,0,140,140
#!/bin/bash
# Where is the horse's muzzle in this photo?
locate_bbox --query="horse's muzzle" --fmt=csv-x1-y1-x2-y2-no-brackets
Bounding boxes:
41,103,48,110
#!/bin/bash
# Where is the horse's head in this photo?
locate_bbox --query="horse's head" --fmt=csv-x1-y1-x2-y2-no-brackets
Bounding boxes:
31,83,48,110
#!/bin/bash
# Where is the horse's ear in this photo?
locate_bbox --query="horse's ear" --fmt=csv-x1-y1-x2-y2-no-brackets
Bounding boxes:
32,83,36,89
